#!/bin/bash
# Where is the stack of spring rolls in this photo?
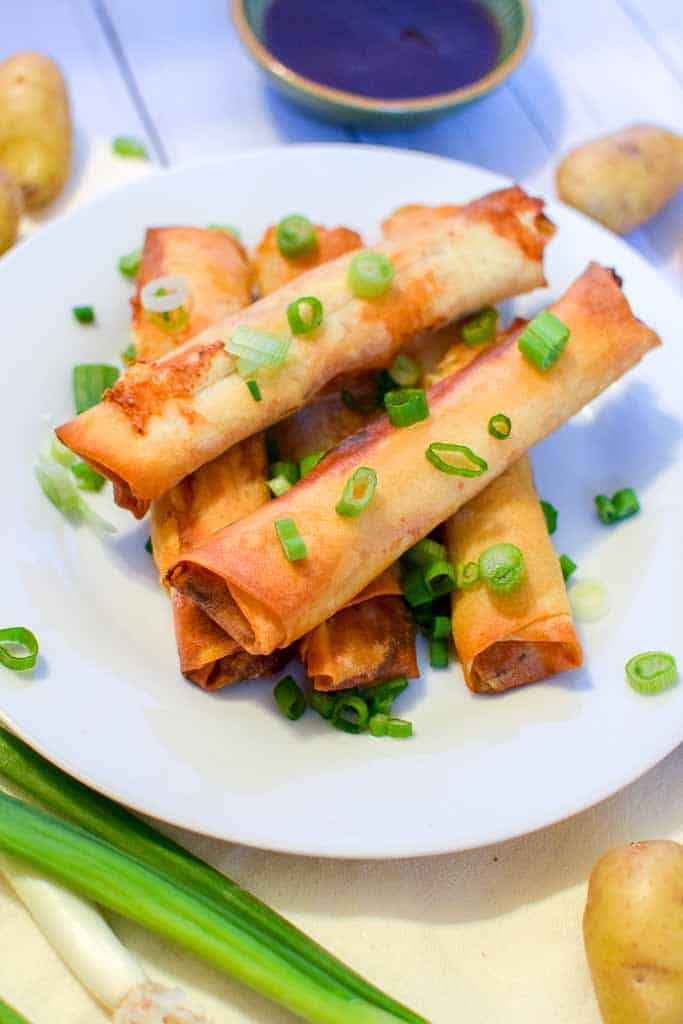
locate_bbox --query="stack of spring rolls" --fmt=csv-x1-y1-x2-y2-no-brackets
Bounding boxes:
56,187,660,704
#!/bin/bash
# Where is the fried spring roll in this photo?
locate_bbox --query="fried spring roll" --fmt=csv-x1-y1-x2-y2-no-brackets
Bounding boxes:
252,223,362,297
132,227,251,362
151,434,289,688
169,264,659,655
445,456,583,693
56,187,553,516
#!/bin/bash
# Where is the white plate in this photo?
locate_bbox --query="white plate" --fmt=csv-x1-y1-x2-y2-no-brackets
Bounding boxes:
1,145,681,858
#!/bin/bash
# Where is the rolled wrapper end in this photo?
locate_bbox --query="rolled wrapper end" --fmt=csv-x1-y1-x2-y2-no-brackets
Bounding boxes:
467,618,584,693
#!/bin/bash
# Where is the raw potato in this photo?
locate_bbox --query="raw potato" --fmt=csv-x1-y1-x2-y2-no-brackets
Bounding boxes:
0,52,71,209
584,840,683,1023
0,167,23,255
556,125,683,234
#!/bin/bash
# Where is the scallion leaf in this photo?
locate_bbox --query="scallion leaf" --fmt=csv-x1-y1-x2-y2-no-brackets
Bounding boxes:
0,628,39,672
274,675,306,720
348,252,395,299
404,538,447,569
71,462,106,492
145,537,153,555
626,651,678,695
299,451,326,478
73,364,120,414
0,728,426,1024
540,500,558,535
400,564,432,608
384,389,429,428
72,305,95,325
424,559,456,598
386,718,413,739
276,215,317,258
275,518,307,562
360,677,408,717
518,311,570,371
35,457,116,533
388,353,420,388
270,461,299,486
612,487,640,520
51,436,76,468
268,475,291,498
226,325,290,378
118,247,142,279
112,136,148,159
479,543,525,594
461,307,498,347
331,695,369,734
488,413,511,440
310,691,336,719
287,296,323,335
429,615,451,640
246,379,262,402
335,467,377,518
559,554,577,581
425,442,487,477
429,637,449,669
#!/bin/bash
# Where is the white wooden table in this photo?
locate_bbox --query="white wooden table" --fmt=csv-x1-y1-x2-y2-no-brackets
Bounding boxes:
1,4,683,1023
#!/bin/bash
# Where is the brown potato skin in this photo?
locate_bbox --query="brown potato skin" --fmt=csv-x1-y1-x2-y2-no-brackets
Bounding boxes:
0,167,23,255
0,52,72,209
557,125,683,234
584,840,683,1023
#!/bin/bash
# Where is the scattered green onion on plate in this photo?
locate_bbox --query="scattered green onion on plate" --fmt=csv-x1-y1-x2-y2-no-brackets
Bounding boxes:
118,247,142,279
559,554,577,581
540,499,558,534
626,651,677,695
0,628,38,672
112,136,148,159
274,676,307,720
73,364,120,414
72,305,95,325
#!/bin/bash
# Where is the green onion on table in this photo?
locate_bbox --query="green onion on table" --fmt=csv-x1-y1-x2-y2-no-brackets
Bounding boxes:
0,729,427,1024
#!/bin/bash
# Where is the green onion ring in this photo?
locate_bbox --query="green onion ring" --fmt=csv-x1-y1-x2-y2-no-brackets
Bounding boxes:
626,652,677,695
488,413,511,440
0,628,39,672
425,442,488,477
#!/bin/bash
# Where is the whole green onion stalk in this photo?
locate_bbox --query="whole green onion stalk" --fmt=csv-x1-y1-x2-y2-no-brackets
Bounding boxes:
0,729,425,1024
0,794,406,1024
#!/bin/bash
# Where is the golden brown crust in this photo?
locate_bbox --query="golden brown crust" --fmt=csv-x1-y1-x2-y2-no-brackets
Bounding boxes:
381,203,461,239
444,457,582,693
300,597,418,691
252,224,362,297
132,227,251,362
169,263,659,655
56,187,553,512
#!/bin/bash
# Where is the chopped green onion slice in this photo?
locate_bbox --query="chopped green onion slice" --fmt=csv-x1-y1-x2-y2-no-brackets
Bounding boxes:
287,296,323,335
479,543,526,594
226,325,290,378
455,561,480,589
388,353,420,388
424,559,456,598
121,342,136,365
273,675,306,720
268,475,292,498
384,388,429,428
72,305,94,325
336,466,377,518
331,695,369,734
310,691,336,719
299,451,326,478
118,247,142,278
112,136,148,158
425,442,488,477
270,461,299,486
518,311,570,371
360,677,408,717
0,628,39,672
275,518,307,562
369,713,389,737
348,252,395,299
51,436,76,468
626,652,678,695
540,499,558,535
488,413,511,440
405,538,447,568
387,718,413,739
430,615,451,640
461,307,498,347
276,215,317,258
429,637,449,668
149,306,189,333
246,379,262,402
612,487,640,521
568,579,609,622
35,457,116,533
595,495,616,524
401,564,432,608
73,364,120,414
559,554,577,581
207,224,241,241
71,462,106,492
145,537,153,555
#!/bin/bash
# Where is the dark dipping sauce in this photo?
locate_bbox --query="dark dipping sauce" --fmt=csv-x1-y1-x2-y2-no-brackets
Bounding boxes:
263,0,501,100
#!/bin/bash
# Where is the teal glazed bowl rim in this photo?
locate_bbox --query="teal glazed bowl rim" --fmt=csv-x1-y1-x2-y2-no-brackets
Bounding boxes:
231,0,533,122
